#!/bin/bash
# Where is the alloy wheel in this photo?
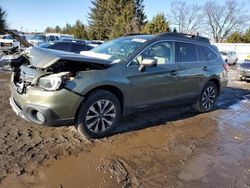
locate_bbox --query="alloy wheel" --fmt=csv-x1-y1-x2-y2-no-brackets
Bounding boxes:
85,99,116,133
201,86,216,110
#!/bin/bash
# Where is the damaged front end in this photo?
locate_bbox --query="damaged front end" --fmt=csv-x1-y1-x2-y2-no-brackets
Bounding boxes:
11,47,110,93
9,47,111,126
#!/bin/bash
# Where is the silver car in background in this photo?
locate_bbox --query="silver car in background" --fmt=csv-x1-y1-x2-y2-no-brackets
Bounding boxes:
220,51,238,65
0,34,21,53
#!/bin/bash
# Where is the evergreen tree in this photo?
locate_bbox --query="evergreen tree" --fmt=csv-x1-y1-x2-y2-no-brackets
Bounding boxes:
0,7,6,34
110,0,135,38
134,0,147,25
243,28,250,43
44,27,55,33
143,14,170,34
88,0,146,39
88,0,117,40
71,19,87,39
62,23,73,34
55,26,61,33
226,32,244,43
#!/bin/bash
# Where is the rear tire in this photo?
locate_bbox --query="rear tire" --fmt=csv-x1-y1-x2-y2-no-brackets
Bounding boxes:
192,82,218,113
75,89,121,139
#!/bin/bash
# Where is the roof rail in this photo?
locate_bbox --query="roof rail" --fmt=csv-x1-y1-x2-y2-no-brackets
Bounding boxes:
124,33,145,36
157,32,210,44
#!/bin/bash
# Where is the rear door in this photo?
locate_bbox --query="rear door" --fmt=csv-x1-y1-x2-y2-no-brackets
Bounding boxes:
127,41,180,108
175,42,207,99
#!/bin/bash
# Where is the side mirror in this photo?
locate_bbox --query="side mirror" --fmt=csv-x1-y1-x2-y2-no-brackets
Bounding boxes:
139,58,157,72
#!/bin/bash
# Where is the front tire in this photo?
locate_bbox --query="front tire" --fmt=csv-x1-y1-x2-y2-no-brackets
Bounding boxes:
192,82,218,113
76,90,121,139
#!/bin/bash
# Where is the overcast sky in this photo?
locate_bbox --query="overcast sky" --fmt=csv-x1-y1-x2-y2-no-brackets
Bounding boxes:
1,0,250,32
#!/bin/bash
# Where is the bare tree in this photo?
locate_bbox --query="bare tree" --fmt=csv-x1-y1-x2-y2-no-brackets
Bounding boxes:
203,0,249,42
169,1,203,34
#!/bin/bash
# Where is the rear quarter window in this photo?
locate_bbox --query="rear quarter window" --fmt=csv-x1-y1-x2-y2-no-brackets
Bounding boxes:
49,42,71,52
71,44,87,53
198,45,218,62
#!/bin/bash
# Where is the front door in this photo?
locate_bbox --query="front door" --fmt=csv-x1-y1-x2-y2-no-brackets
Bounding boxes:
126,41,180,108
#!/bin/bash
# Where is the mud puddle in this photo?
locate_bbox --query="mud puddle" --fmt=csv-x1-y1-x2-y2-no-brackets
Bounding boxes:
179,98,250,188
3,94,250,188
0,108,243,188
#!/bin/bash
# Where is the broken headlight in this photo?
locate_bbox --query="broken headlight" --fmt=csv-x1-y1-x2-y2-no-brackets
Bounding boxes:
37,72,69,91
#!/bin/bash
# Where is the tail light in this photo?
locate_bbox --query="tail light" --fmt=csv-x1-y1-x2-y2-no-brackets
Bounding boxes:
223,63,229,71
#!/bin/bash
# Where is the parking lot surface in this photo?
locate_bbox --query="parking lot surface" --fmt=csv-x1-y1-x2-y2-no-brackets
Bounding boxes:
0,68,249,188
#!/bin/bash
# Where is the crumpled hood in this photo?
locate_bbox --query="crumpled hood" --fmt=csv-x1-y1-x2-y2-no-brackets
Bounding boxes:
26,47,111,69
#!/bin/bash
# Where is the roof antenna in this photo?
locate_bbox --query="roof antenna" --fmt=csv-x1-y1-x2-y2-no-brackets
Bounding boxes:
173,28,177,33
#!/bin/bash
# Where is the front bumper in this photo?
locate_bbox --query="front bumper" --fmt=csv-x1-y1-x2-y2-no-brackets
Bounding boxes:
10,83,84,127
239,70,250,80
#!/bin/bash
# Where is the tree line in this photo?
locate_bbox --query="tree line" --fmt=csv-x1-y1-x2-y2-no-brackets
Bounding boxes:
1,0,249,42
44,0,170,40
226,29,250,43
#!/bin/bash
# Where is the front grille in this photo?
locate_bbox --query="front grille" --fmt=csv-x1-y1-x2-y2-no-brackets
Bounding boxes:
1,43,12,47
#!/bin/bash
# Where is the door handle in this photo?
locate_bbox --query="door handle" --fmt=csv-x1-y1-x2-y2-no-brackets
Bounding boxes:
170,70,178,76
203,66,208,71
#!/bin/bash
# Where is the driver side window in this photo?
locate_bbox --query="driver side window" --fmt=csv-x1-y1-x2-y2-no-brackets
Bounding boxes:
131,41,174,66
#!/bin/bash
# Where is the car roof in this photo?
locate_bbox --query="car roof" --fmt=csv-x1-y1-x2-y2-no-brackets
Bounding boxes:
123,32,210,44
61,39,86,43
50,41,86,45
220,50,235,53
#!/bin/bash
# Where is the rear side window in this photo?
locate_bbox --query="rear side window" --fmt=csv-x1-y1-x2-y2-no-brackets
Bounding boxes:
49,42,71,52
71,44,87,53
198,45,218,61
175,42,198,63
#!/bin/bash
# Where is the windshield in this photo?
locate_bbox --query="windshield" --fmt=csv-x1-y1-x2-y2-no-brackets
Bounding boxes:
38,42,53,48
31,35,46,41
3,35,13,39
220,51,228,56
90,35,152,61
25,34,34,40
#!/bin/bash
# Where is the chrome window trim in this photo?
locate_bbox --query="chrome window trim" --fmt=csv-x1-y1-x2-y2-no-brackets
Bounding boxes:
126,39,219,67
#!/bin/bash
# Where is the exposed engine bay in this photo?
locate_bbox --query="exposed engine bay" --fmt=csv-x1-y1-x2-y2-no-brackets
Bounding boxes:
7,47,111,94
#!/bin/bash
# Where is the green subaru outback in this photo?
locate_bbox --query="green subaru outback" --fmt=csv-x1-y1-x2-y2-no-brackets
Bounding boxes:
8,32,228,138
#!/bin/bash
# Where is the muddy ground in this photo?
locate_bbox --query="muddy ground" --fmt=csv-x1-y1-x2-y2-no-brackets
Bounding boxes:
0,67,249,188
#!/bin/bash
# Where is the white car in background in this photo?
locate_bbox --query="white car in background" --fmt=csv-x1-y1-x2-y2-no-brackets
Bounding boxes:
0,34,20,53
28,34,60,46
220,51,238,65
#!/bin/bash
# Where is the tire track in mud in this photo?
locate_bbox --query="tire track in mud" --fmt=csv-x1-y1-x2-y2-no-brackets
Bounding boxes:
0,73,94,182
